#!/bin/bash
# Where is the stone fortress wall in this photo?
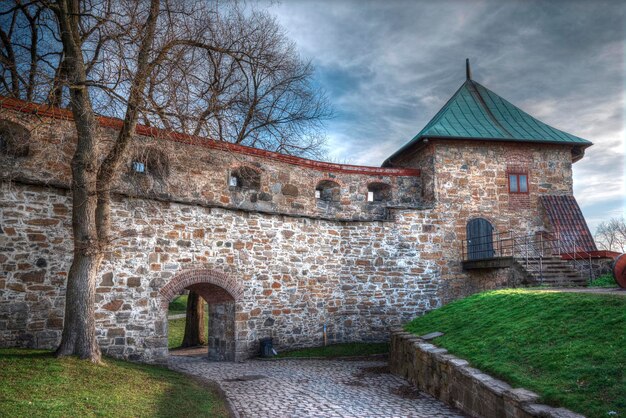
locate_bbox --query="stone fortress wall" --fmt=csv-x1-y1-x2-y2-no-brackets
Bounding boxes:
0,99,578,362
0,102,438,362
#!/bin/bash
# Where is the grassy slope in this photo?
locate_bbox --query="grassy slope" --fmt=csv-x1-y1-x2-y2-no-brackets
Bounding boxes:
276,342,389,358
405,289,625,418
0,349,228,418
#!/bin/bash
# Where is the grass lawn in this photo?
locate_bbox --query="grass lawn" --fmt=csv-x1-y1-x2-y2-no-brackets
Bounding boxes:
405,289,625,418
588,273,618,288
168,317,187,349
276,342,389,358
0,348,228,418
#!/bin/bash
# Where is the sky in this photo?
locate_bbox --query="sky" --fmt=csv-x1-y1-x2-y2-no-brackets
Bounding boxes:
269,0,625,231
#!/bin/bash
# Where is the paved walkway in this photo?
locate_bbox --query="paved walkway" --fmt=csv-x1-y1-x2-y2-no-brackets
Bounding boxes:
168,356,465,418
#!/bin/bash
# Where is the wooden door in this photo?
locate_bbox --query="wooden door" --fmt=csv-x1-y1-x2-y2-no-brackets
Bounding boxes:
467,218,494,260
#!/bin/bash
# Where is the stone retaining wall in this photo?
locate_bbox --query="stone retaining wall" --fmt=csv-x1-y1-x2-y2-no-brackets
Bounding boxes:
389,330,584,418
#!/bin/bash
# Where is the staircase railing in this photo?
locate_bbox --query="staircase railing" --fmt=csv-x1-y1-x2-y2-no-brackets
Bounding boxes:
547,231,595,281
462,230,595,284
511,233,547,284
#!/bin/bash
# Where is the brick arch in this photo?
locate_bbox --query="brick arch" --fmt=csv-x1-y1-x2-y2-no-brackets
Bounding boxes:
158,269,243,310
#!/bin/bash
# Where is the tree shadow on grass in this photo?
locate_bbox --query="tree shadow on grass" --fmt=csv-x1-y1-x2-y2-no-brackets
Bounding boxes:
0,349,53,361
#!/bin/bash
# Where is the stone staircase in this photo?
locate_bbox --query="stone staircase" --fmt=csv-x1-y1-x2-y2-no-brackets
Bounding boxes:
515,256,588,287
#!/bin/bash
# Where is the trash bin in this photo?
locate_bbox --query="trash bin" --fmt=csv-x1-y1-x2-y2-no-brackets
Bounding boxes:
260,337,273,357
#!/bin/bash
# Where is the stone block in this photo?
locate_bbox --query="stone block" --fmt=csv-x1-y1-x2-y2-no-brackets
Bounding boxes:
101,272,114,286
102,299,123,311
16,271,45,284
107,328,125,338
127,277,141,287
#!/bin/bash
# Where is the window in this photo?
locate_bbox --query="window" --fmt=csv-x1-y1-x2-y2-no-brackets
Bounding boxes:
132,161,145,173
508,173,528,193
0,120,30,158
229,167,261,190
129,148,169,181
367,182,391,202
315,180,340,202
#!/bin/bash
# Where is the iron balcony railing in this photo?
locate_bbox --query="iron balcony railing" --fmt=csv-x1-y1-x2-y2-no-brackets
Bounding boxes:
461,230,595,283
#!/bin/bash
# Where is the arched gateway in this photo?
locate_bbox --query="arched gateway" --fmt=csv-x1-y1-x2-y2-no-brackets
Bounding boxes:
159,269,243,361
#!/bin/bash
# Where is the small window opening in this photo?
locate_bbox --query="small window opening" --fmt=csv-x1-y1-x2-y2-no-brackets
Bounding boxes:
508,173,528,194
0,121,30,158
230,167,261,190
129,148,169,181
132,161,145,173
367,182,391,202
315,180,340,202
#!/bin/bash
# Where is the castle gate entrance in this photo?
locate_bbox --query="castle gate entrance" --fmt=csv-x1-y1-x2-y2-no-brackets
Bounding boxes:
159,269,243,361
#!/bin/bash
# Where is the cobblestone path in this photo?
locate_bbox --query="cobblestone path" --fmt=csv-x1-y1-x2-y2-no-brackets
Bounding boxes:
168,356,465,417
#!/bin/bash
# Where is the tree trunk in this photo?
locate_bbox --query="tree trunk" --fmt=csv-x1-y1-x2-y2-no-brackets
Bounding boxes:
55,253,101,360
181,291,206,347
54,126,103,362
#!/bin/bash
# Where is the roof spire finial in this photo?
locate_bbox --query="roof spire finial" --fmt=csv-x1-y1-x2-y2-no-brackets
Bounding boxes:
466,58,472,80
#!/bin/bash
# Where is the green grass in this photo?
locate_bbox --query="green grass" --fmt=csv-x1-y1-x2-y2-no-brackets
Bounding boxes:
168,318,187,349
276,342,389,358
405,289,625,418
588,273,618,288
0,348,228,418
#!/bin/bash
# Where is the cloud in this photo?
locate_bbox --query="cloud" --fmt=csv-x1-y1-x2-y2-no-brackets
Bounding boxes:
271,0,625,228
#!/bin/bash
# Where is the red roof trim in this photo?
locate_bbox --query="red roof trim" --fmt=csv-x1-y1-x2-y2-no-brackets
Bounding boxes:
0,96,420,177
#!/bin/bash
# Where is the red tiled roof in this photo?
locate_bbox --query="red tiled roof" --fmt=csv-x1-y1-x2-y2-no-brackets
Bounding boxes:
0,96,420,177
541,195,596,252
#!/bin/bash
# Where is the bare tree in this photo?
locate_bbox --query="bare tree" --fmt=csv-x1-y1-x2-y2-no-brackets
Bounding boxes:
0,0,330,362
595,217,626,253
141,8,331,159
0,1,63,103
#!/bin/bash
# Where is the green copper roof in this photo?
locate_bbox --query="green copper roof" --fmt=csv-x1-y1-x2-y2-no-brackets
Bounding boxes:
384,77,592,165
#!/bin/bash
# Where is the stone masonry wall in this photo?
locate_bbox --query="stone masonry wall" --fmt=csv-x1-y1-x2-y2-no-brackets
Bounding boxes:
0,181,443,363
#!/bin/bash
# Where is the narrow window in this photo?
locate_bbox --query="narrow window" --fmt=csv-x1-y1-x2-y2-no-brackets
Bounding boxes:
509,174,518,192
315,180,340,202
132,161,146,173
519,174,528,193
